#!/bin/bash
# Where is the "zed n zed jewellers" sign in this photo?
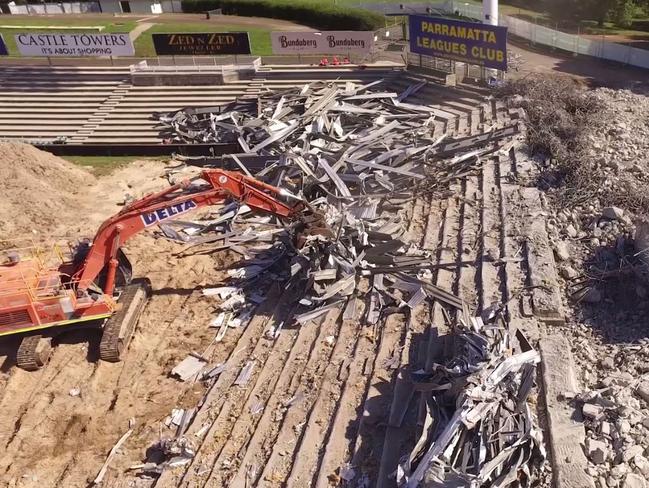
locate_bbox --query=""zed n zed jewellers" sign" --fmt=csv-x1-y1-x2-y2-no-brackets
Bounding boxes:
271,31,374,54
152,33,251,56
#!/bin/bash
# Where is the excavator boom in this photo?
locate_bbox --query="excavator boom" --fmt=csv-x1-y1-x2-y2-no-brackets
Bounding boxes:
74,169,305,295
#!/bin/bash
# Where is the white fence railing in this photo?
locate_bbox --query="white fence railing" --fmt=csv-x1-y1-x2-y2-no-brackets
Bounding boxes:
129,57,262,74
500,12,649,69
361,1,649,70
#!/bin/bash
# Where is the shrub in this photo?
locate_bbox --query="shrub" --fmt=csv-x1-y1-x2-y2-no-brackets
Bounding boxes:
181,0,384,31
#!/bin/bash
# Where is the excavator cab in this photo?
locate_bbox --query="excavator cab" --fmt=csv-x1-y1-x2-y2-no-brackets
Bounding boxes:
0,240,134,370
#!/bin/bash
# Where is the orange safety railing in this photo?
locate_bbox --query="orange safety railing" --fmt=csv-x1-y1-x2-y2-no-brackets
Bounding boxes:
0,240,72,301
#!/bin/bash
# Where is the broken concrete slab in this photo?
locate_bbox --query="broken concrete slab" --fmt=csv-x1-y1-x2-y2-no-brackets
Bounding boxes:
540,335,595,488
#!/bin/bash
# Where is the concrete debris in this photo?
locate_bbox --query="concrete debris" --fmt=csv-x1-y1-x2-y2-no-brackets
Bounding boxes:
234,361,255,386
553,241,571,262
134,437,196,477
586,438,609,464
138,80,541,487
623,474,647,488
166,408,186,428
171,354,208,382
583,403,606,421
201,362,226,380
636,382,649,403
601,206,625,221
398,308,545,487
154,81,519,352
339,463,356,481
250,401,264,415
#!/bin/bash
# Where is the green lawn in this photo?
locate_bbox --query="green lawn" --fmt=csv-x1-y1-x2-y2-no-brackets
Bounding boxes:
134,23,272,57
63,155,157,176
0,19,136,55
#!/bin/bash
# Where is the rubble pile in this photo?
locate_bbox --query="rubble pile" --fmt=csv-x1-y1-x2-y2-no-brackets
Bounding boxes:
540,87,649,318
503,81,649,486
571,344,649,488
153,80,520,339
138,81,546,484
398,310,545,487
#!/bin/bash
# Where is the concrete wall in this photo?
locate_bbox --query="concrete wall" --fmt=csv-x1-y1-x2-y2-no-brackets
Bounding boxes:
7,0,180,14
9,2,101,14
98,0,180,13
161,0,182,12
97,0,121,13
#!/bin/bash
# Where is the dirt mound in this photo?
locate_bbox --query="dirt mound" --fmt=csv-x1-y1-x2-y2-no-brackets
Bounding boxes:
0,142,95,236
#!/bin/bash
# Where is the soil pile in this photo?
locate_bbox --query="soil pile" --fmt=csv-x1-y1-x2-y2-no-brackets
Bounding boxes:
0,142,95,236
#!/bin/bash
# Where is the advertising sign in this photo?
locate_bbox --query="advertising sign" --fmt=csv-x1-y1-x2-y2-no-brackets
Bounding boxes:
0,35,8,56
152,33,251,56
271,31,374,55
14,33,134,57
408,15,507,70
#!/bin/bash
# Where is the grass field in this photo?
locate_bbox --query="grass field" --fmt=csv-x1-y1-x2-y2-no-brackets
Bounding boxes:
64,155,163,175
133,23,272,57
0,19,137,55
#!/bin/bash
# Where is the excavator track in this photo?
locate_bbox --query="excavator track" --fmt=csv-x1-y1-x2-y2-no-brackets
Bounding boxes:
99,278,151,363
17,335,52,371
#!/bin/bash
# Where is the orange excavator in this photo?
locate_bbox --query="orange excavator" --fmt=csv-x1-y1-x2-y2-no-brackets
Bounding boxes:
0,169,318,371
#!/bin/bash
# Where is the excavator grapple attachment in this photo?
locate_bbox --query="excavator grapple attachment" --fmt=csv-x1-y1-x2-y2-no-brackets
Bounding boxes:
99,278,151,363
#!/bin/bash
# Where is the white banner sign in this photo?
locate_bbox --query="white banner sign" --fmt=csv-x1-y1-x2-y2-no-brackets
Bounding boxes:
14,33,134,57
271,31,374,55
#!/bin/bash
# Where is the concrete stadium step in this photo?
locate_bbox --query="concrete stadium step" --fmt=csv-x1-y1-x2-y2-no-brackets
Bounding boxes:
0,114,93,120
0,108,105,113
0,123,85,133
1,67,130,79
0,81,123,88
0,97,109,103
0,91,115,97
0,63,408,145
0,102,107,108
75,130,160,136
1,66,130,72
85,119,158,126
0,131,75,137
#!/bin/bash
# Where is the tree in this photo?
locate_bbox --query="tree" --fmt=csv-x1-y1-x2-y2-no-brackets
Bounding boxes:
542,0,642,27
612,0,636,27
543,0,584,23
588,0,618,26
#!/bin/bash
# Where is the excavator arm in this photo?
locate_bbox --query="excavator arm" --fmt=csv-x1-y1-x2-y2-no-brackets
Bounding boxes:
73,169,307,295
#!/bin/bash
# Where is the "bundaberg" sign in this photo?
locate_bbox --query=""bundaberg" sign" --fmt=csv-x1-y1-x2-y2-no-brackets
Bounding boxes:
271,31,374,55
152,33,251,56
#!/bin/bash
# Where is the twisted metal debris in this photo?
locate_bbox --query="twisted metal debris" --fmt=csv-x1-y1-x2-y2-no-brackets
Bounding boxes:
148,80,542,485
398,310,545,487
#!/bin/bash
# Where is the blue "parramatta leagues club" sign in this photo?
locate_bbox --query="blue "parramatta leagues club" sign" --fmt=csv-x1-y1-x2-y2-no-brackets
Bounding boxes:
409,15,508,71
0,35,8,56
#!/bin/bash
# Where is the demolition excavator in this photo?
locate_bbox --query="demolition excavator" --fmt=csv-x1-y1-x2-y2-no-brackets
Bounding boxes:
0,169,320,371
